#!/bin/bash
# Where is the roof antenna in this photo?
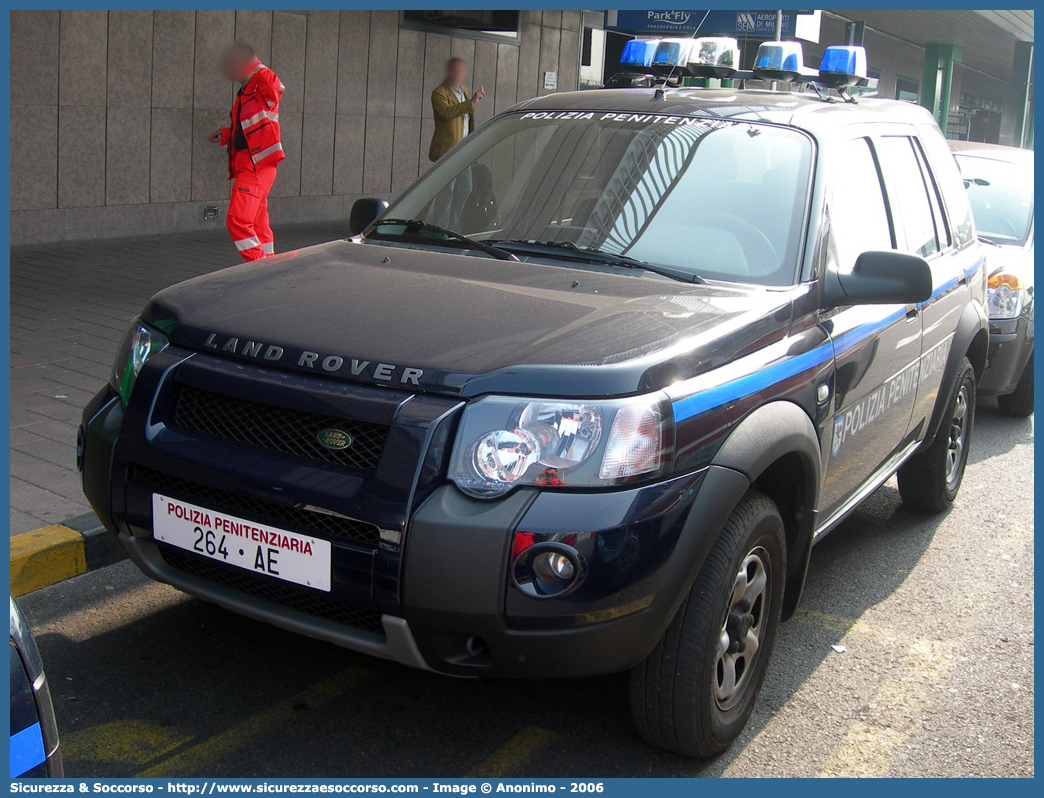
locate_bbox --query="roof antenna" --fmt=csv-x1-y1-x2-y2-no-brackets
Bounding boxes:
658,9,711,94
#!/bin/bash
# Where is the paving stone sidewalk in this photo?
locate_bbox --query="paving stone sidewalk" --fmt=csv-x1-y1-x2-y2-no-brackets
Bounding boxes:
9,222,349,536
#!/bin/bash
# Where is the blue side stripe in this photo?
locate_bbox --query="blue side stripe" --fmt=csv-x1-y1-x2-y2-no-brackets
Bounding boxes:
10,722,46,778
673,311,901,421
673,341,830,421
672,256,983,423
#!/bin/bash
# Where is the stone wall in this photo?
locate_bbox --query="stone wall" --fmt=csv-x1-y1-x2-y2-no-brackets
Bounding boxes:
10,10,582,245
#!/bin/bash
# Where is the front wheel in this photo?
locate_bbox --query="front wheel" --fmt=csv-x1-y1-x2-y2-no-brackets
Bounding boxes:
629,490,785,757
898,356,976,511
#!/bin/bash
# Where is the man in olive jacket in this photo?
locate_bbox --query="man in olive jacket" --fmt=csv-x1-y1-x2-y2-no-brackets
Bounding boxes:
429,58,485,228
428,57,485,162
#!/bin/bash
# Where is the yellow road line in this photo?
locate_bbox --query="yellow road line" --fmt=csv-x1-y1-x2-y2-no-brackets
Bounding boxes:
792,607,901,643
10,524,86,597
136,667,369,778
64,719,193,769
816,638,956,777
465,725,558,778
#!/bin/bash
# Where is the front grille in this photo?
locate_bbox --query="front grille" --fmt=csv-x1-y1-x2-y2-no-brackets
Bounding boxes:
158,543,385,636
135,466,381,546
174,384,389,472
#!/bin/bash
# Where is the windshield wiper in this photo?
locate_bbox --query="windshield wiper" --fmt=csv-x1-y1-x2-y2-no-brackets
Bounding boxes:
370,219,517,261
978,235,1002,246
489,239,703,283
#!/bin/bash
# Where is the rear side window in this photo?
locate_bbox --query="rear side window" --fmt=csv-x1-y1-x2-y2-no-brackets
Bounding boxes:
876,136,940,258
916,124,977,247
830,137,893,273
913,139,951,248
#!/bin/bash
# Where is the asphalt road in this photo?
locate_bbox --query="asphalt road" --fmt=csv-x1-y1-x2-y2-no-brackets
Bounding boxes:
19,403,1034,779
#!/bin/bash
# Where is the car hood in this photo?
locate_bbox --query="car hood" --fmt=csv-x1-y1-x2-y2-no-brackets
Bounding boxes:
985,241,1034,284
144,240,795,397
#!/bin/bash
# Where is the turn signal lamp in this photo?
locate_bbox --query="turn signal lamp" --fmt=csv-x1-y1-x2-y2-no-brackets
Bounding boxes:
687,36,740,78
754,41,807,81
988,273,1022,291
818,45,868,87
621,39,658,68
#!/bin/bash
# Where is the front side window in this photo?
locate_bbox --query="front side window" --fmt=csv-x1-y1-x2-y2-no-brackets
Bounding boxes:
829,137,893,273
376,112,814,286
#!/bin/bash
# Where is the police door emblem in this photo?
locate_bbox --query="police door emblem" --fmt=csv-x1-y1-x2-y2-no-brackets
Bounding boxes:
831,415,845,457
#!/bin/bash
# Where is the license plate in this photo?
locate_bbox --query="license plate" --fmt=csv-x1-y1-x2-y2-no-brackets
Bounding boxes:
152,494,332,592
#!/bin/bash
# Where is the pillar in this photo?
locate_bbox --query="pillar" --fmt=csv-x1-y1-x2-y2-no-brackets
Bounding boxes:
920,43,962,135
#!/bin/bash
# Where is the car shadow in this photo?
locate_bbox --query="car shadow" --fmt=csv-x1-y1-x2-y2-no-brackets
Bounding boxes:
30,479,954,779
968,400,1034,465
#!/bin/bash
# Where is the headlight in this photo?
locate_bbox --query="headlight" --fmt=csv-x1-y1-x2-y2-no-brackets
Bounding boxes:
111,318,169,404
987,272,1027,319
448,394,672,498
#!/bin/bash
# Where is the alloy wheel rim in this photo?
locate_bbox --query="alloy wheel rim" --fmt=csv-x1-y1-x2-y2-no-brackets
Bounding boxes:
945,385,969,485
715,546,770,711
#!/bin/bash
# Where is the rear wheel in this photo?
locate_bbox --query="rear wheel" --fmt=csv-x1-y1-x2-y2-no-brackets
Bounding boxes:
630,491,785,757
997,354,1034,418
898,356,975,511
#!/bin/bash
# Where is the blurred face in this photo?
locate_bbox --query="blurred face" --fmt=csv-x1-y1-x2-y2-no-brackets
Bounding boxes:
220,46,253,82
446,60,467,88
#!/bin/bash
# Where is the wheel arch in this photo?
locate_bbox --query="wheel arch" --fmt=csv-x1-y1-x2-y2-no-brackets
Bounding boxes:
924,301,988,447
711,400,822,620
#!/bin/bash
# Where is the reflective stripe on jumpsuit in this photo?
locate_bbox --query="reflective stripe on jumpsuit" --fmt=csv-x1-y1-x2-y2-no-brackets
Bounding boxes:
228,149,278,261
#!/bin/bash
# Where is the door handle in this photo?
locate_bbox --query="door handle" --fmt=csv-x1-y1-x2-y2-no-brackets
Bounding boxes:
905,304,920,320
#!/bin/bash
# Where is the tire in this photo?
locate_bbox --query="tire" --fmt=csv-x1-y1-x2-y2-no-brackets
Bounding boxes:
997,354,1034,418
898,356,976,511
630,490,785,757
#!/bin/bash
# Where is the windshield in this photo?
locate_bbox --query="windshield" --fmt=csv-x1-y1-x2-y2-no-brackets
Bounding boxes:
954,153,1034,244
375,111,814,286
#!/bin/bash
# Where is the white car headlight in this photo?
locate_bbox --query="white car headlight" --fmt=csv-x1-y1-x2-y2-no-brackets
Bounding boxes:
987,272,1028,320
448,394,672,498
111,318,169,404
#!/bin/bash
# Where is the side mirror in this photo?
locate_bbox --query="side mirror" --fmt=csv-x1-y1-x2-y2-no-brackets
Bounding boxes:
823,250,933,308
349,198,389,236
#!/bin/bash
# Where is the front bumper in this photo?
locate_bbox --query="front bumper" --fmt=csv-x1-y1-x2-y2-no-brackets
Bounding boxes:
980,313,1034,396
80,354,746,679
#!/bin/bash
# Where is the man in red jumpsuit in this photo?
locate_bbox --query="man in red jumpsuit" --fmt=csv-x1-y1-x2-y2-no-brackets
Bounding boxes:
209,43,285,261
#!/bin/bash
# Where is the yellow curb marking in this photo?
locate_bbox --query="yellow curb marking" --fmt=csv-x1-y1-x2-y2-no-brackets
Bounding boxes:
816,638,956,777
10,524,86,597
465,725,558,778
136,667,369,778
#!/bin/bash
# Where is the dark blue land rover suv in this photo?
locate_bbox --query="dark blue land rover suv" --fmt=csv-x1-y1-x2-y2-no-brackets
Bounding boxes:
80,45,988,757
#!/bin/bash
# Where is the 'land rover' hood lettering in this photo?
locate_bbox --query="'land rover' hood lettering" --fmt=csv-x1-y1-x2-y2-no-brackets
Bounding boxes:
201,332,424,385
143,239,794,397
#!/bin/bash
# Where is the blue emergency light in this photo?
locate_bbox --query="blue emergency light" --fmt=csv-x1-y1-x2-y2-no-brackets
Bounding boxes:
652,38,695,68
753,41,808,81
621,39,657,68
818,45,868,87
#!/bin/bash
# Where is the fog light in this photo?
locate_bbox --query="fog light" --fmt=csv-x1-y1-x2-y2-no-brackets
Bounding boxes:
465,635,488,658
533,551,575,582
511,542,585,598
